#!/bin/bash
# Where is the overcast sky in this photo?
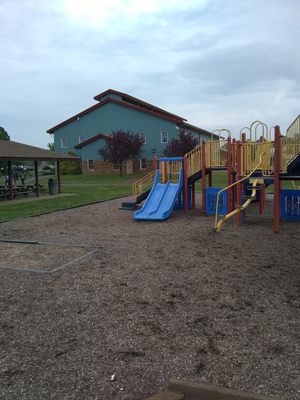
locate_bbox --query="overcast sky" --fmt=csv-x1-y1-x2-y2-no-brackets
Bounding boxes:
0,0,299,148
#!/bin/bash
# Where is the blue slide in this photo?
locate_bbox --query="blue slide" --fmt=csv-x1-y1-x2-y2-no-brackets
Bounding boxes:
134,163,183,221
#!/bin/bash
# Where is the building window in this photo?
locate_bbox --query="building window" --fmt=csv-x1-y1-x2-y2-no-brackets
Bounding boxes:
88,160,94,171
139,133,146,144
61,137,67,148
79,136,85,143
140,158,147,170
161,131,168,143
112,163,120,170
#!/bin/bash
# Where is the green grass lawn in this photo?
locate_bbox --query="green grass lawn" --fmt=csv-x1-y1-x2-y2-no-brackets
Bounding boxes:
0,173,144,222
0,171,296,222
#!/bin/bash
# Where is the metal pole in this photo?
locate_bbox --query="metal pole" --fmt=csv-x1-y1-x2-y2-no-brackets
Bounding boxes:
183,155,188,214
227,136,232,212
201,140,206,216
8,161,13,200
34,161,39,197
236,141,242,227
57,161,61,194
273,126,281,233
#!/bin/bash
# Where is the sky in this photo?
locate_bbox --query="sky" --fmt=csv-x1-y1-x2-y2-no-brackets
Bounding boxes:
0,0,299,148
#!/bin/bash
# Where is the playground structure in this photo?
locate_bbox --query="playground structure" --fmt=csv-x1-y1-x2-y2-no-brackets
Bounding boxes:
132,116,300,233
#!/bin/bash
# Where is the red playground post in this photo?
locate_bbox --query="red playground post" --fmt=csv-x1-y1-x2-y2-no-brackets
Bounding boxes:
236,140,242,227
183,155,189,214
201,140,206,216
273,125,281,233
227,136,232,212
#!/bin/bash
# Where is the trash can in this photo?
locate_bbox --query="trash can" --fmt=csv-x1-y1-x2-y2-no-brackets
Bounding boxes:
48,178,58,195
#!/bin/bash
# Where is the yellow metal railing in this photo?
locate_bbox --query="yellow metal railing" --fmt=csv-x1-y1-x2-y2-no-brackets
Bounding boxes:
281,136,300,172
185,140,228,177
286,114,300,138
242,142,274,176
206,140,228,167
159,160,182,183
186,145,202,177
132,170,155,197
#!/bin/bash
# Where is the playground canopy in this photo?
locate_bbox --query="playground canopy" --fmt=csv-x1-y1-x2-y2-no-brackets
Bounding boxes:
0,140,79,200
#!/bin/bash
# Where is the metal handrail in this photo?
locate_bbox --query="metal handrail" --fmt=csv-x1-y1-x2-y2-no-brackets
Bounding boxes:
214,153,265,232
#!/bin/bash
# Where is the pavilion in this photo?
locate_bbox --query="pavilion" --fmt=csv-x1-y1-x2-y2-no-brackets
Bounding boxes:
0,140,79,200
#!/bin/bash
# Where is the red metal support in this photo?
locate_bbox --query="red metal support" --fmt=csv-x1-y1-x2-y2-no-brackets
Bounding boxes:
208,171,212,187
259,183,265,213
153,157,158,171
232,138,237,208
273,125,281,233
183,155,188,214
236,140,242,227
201,140,206,216
227,136,232,212
191,182,195,209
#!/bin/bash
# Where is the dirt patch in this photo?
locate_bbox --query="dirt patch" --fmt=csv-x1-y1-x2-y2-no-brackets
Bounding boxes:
0,195,299,400
0,242,96,272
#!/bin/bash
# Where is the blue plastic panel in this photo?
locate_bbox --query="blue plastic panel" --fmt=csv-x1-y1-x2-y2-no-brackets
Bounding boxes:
280,189,300,220
206,187,228,215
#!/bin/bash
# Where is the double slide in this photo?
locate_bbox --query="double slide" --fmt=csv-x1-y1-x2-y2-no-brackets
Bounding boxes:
134,159,183,221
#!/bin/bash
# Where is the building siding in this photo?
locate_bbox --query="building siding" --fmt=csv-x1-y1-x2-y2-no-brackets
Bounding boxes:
50,90,213,175
53,101,179,160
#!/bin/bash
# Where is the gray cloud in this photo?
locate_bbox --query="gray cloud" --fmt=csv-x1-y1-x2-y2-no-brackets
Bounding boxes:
0,0,299,147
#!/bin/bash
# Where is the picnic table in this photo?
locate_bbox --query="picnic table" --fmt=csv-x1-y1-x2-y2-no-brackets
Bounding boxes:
0,184,46,200
0,185,29,199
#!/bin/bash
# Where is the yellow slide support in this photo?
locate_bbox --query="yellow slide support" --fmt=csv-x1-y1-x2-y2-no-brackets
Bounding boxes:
215,179,258,232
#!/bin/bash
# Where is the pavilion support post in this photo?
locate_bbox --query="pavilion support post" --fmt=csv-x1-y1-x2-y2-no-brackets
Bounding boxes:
8,161,13,200
34,161,40,197
57,161,61,194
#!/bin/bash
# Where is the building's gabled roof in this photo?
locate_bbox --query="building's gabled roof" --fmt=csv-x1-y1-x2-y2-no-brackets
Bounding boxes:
0,140,79,161
182,122,220,139
47,91,186,134
74,133,111,149
94,89,187,122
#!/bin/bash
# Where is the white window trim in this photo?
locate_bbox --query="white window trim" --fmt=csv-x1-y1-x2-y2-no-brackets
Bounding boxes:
140,133,146,144
140,158,147,170
61,137,67,148
161,131,168,143
79,136,85,144
88,160,94,171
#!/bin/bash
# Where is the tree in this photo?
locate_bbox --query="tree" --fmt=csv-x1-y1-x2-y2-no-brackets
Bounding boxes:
60,151,81,175
0,127,10,173
163,129,198,157
0,127,10,141
99,130,144,176
47,142,55,151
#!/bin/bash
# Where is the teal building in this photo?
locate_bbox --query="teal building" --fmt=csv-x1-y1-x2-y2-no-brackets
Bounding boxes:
47,89,214,174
